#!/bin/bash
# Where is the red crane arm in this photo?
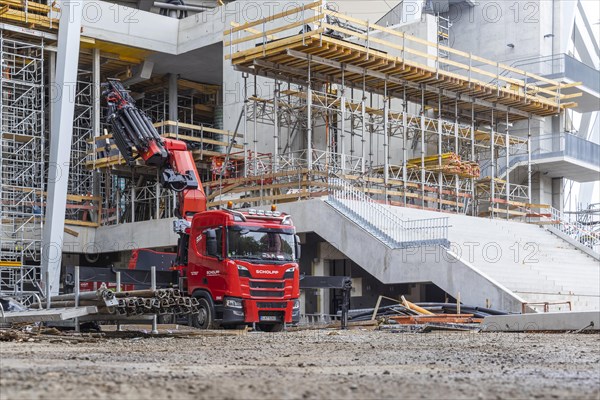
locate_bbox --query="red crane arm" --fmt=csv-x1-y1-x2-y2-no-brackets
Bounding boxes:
103,79,206,222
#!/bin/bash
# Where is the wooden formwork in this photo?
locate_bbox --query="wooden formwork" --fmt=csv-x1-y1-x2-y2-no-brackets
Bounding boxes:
224,1,580,121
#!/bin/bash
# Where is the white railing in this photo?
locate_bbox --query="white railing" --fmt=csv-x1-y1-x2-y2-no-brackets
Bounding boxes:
549,207,600,251
327,177,449,248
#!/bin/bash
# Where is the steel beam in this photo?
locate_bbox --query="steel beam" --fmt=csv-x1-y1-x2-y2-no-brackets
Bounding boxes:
42,1,82,297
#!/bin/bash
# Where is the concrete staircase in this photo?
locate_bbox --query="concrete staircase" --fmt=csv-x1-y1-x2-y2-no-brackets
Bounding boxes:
385,206,600,311
278,198,526,313
277,195,599,312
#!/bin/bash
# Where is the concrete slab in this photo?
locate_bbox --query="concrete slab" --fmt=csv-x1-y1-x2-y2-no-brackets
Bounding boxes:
482,311,600,332
1,307,98,323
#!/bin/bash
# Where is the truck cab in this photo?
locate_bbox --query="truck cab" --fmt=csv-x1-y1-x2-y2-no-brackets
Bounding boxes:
185,208,301,331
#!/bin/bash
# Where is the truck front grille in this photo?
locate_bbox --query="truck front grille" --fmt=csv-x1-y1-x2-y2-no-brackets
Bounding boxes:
250,290,284,298
257,302,287,309
249,280,284,289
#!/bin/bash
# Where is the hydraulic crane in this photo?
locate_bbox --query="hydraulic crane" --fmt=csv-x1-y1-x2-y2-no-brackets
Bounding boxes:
104,78,205,223
102,80,301,331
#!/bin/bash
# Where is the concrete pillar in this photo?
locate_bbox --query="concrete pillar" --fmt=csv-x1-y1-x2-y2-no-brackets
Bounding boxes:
312,258,330,316
42,1,82,296
168,73,178,122
92,48,102,220
552,177,564,211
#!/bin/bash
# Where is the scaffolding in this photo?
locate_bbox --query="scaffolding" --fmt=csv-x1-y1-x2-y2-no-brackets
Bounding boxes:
220,1,578,217
0,34,45,304
63,69,96,223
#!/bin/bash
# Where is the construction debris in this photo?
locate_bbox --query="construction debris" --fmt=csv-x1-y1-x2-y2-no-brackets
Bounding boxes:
346,296,510,333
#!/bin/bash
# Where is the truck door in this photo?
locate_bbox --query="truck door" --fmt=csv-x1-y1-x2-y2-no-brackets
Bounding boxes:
189,226,228,301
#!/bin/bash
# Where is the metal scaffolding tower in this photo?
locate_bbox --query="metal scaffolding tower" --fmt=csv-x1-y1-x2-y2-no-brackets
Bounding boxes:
0,34,45,303
66,70,94,213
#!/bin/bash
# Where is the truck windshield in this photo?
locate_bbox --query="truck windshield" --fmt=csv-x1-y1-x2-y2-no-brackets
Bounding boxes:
227,227,295,261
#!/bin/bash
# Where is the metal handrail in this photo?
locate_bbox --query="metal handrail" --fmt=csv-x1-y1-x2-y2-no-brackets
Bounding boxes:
327,177,449,247
548,207,600,250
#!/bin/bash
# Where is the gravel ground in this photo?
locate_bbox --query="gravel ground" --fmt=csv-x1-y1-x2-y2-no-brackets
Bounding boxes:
1,329,599,400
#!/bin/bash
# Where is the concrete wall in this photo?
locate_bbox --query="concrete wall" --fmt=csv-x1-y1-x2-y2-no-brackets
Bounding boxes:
447,0,552,69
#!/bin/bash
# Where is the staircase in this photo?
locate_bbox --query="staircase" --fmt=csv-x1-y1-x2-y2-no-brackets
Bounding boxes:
277,179,528,312
386,206,600,311
326,178,450,249
275,178,599,312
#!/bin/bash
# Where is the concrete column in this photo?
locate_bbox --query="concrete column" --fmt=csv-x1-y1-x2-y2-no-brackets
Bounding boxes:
168,73,178,122
92,48,102,217
552,177,564,211
312,258,330,316
42,1,82,296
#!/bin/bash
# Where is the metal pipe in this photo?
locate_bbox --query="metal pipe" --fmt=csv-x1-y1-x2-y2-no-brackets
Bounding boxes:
74,266,80,333
505,113,510,219
116,271,122,331
527,117,532,202
383,82,389,203
154,2,214,13
151,266,158,334
490,109,495,219
50,288,114,302
273,80,279,172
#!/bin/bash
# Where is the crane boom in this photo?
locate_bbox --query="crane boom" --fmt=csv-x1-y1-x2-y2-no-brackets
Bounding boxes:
102,79,207,224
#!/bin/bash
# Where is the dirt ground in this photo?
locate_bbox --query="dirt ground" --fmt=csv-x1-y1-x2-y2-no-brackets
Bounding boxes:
1,328,599,400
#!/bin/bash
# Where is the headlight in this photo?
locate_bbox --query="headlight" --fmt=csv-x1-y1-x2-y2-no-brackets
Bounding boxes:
283,267,295,279
293,299,300,310
225,297,243,309
237,265,251,278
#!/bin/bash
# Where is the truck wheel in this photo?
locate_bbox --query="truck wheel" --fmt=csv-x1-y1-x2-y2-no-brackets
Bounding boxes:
257,323,284,332
191,297,215,329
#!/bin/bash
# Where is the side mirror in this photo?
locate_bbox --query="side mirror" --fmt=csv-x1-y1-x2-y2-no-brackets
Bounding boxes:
206,229,219,259
295,235,302,261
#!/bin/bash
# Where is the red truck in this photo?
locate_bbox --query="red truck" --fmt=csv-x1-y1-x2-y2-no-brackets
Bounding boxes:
104,80,300,331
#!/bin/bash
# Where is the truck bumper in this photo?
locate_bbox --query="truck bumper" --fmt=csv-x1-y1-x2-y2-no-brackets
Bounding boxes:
220,306,246,325
243,299,299,324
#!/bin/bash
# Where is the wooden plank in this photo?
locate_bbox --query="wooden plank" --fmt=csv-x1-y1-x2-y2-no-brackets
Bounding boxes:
153,121,237,137
64,227,80,237
0,0,58,13
229,21,277,42
2,132,36,143
0,261,21,267
2,186,101,202
321,9,562,89
224,0,322,35
479,207,527,217
162,133,243,149
64,220,100,228
526,203,552,209
209,190,311,207
0,6,58,27
225,14,323,47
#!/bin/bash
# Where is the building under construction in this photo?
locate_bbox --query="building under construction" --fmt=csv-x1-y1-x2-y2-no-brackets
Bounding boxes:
1,0,599,317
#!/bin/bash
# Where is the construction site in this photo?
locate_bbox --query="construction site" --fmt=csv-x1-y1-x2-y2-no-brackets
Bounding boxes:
1,1,599,399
